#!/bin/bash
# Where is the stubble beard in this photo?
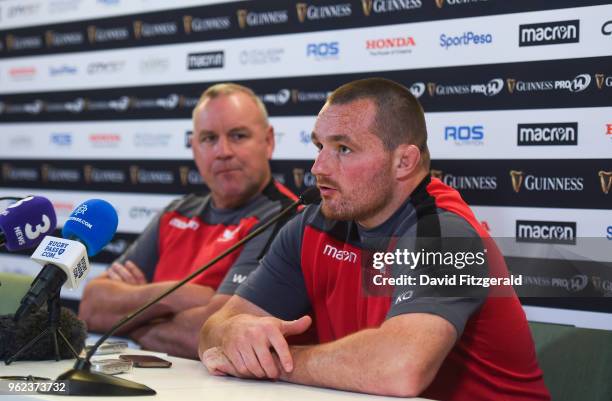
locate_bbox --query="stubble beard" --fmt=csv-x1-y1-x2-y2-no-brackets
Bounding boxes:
320,178,394,222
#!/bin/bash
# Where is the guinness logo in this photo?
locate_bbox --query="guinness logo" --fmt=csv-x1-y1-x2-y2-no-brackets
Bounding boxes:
44,30,53,48
179,166,190,186
6,34,15,51
133,20,143,40
1,163,10,180
84,164,93,184
599,170,612,195
427,82,436,97
507,78,516,94
237,9,247,29
510,170,524,193
435,0,444,8
293,168,305,188
361,0,373,16
41,164,50,183
129,166,139,184
87,26,96,44
296,3,307,23
430,169,444,180
179,95,192,109
183,15,192,34
596,73,605,90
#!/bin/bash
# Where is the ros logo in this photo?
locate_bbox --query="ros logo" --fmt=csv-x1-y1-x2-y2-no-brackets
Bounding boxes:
445,125,484,141
306,42,339,57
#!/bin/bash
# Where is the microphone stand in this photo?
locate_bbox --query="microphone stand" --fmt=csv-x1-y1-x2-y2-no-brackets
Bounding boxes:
50,188,319,396
6,292,80,365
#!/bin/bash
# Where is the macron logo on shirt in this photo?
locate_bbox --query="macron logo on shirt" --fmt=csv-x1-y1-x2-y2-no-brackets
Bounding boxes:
168,217,200,230
322,244,357,263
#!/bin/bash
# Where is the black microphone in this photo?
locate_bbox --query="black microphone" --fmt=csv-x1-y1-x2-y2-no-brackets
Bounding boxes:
0,307,86,361
54,187,320,396
13,266,68,323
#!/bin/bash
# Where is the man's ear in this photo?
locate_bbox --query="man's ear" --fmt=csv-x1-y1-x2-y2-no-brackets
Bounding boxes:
394,144,421,181
266,125,275,159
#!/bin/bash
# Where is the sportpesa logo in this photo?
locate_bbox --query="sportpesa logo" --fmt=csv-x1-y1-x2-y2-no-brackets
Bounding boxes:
519,20,579,46
439,31,492,49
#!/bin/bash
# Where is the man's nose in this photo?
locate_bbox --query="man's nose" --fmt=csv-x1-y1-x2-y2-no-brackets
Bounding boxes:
311,149,331,177
215,136,234,158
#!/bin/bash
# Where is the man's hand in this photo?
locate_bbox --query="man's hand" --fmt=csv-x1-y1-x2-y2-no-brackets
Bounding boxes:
201,347,241,377
219,314,311,380
106,260,147,285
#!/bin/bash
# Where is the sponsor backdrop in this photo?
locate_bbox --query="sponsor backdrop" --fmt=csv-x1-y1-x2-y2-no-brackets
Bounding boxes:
0,0,611,326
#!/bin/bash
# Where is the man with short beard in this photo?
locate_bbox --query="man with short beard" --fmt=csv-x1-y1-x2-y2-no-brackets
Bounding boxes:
79,84,297,359
198,78,550,400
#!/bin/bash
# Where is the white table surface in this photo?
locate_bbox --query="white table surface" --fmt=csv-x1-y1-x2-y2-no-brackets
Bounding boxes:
0,350,432,401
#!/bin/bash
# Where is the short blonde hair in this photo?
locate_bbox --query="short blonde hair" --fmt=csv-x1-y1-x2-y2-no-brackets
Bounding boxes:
192,83,269,125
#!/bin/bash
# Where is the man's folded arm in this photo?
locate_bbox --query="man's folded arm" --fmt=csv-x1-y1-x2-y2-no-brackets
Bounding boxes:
130,294,231,359
78,199,218,333
79,278,215,333
127,218,289,358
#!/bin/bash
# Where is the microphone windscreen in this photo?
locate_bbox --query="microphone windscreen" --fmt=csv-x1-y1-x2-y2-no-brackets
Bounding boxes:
300,187,321,205
0,307,86,361
62,199,118,257
0,196,57,251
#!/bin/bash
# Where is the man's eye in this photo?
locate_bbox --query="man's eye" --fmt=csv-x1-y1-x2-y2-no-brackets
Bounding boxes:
339,145,351,154
230,132,248,141
200,135,216,143
314,142,323,152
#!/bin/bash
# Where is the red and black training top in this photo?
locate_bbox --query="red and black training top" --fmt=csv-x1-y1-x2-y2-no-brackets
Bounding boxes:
237,176,550,401
115,180,297,295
